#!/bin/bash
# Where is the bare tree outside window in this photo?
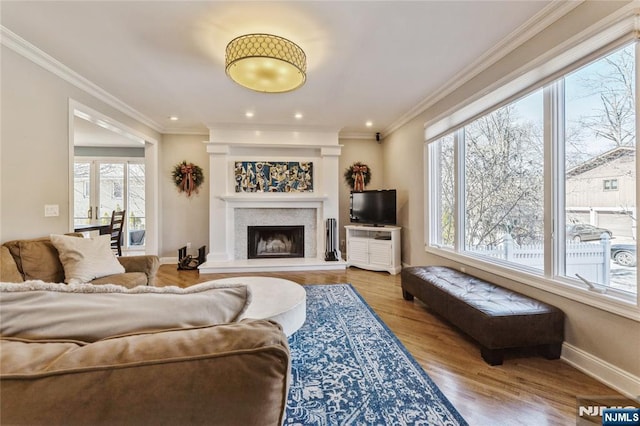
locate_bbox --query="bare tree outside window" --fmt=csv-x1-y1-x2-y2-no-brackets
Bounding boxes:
565,43,636,293
433,135,455,248
464,92,544,252
429,41,636,296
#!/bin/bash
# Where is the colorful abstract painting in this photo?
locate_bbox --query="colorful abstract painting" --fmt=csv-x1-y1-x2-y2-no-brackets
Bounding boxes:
234,161,313,193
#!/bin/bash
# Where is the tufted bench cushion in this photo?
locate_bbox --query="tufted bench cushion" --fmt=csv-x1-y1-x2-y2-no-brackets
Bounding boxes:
401,265,564,365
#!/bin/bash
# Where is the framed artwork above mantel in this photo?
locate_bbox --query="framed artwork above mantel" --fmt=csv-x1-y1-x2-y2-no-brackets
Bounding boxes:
234,161,313,193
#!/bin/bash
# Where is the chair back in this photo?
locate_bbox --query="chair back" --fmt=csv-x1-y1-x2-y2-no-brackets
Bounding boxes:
110,210,126,256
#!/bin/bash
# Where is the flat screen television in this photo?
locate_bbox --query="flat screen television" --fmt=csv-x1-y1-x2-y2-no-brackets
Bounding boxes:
350,190,397,226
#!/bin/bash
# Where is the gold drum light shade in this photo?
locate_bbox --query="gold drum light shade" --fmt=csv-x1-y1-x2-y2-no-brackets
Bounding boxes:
225,34,306,93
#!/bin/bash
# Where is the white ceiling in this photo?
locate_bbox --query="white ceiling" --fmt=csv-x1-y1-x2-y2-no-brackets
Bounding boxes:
1,1,556,137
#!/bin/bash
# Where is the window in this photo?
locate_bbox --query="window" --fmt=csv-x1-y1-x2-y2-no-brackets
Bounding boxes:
74,159,145,250
603,179,619,191
563,43,636,294
427,39,637,307
430,133,455,248
463,90,544,271
127,163,146,246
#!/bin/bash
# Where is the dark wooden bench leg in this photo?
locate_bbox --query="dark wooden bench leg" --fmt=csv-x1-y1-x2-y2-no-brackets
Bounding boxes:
402,289,414,301
540,343,562,360
481,347,504,366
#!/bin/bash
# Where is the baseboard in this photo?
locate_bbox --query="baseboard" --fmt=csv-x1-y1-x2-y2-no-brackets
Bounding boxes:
562,342,640,399
160,257,178,265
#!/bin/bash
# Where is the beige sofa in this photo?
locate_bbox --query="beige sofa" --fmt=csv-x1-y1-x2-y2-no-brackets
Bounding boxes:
0,281,291,425
1,235,159,287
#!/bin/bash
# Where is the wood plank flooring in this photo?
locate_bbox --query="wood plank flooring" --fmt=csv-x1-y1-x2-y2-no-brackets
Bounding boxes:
156,265,624,425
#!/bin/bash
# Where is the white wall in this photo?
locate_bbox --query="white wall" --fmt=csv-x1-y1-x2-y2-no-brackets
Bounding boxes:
160,134,209,259
383,0,640,391
0,47,161,243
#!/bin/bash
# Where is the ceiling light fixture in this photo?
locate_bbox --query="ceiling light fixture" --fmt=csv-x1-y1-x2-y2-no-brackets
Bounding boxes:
225,33,306,93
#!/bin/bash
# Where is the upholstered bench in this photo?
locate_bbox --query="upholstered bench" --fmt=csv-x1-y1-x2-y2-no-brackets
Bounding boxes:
401,266,564,365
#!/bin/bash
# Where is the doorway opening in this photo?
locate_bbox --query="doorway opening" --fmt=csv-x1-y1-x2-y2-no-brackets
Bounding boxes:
69,99,158,255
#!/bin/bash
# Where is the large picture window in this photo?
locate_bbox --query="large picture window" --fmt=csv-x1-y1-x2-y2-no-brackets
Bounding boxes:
427,40,637,306
563,44,636,293
464,90,544,271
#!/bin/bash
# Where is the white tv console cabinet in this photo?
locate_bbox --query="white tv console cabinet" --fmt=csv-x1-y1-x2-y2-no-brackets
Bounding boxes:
345,225,401,275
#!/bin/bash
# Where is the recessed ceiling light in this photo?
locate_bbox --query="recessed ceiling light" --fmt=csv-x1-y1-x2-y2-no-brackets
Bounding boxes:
295,112,303,119
245,111,254,118
366,121,373,127
169,116,179,121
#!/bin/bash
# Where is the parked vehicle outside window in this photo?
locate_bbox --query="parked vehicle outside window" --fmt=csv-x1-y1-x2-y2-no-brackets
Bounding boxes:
566,224,612,242
611,244,637,267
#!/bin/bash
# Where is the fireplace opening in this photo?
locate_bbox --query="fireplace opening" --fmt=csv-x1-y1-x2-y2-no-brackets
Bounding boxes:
248,226,304,259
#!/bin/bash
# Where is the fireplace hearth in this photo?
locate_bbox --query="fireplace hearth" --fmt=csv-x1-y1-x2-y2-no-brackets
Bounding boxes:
248,226,305,259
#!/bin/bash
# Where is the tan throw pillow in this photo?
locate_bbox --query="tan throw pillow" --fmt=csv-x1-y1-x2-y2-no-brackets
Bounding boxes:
1,247,24,283
50,234,125,284
0,281,252,342
18,239,65,282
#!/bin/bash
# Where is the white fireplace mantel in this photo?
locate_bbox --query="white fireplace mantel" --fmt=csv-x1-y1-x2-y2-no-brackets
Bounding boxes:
217,194,328,202
199,126,346,273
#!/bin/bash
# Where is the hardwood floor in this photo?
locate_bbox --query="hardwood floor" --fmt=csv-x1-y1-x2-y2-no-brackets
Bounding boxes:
156,265,624,425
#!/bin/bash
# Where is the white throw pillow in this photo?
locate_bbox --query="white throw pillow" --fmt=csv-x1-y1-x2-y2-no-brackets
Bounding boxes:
50,234,125,284
0,281,252,342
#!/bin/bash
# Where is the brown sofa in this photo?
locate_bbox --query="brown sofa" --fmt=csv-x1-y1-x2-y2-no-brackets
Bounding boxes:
0,281,291,425
1,235,159,287
1,320,290,425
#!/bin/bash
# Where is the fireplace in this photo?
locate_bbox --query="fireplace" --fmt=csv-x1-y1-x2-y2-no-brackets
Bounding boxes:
200,126,347,272
248,226,304,259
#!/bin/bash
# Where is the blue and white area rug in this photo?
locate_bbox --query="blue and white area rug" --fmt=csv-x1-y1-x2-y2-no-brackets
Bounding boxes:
285,284,467,426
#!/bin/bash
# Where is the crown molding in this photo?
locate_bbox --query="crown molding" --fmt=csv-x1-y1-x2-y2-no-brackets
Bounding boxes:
207,122,340,134
338,132,377,140
383,0,583,136
162,127,209,136
1,25,164,133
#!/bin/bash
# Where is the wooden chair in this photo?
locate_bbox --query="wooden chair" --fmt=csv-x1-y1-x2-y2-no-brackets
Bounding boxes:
109,210,126,256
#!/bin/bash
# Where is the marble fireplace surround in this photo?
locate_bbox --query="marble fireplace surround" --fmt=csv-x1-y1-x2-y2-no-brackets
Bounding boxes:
198,126,347,273
239,210,314,260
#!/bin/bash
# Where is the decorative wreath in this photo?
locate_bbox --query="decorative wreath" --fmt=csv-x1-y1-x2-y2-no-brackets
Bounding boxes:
172,161,204,197
343,162,372,190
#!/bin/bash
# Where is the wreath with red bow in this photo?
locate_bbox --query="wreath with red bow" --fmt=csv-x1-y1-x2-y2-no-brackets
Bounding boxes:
172,161,204,196
344,162,372,191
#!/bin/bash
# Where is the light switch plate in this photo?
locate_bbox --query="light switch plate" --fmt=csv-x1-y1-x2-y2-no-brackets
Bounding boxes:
44,204,59,217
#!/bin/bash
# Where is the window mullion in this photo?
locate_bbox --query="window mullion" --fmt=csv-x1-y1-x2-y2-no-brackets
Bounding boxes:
635,40,639,308
454,128,465,252
545,80,566,279
91,161,99,221
429,142,442,246
123,162,130,250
